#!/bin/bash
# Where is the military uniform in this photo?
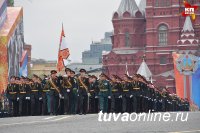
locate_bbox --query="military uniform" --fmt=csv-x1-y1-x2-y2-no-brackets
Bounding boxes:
77,75,89,115
131,80,141,113
122,81,132,113
88,78,99,113
98,78,111,113
41,78,50,115
45,77,61,115
30,82,40,115
111,81,123,113
6,82,19,116
18,82,27,116
61,76,74,114
70,75,78,114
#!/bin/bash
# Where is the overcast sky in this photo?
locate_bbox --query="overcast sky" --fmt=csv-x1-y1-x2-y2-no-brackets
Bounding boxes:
15,0,140,62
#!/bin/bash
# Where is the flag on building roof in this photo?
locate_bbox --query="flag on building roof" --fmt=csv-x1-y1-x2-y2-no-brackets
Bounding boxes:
57,24,70,72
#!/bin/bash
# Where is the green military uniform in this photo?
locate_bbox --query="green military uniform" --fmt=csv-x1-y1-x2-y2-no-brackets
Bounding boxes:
98,79,111,113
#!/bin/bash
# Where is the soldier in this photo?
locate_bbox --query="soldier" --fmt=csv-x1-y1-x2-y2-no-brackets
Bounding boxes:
88,75,99,113
70,70,78,114
122,74,133,113
18,77,27,116
77,69,89,115
61,68,74,115
37,78,44,115
6,76,19,116
45,70,62,115
98,73,111,113
42,75,51,115
110,75,123,113
30,74,40,115
25,78,31,115
131,75,140,113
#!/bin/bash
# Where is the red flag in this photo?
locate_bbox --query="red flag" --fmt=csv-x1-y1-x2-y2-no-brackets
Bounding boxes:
57,24,70,72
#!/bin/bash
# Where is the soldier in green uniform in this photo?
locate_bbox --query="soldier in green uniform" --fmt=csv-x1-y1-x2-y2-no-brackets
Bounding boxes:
131,75,141,113
6,76,19,116
45,70,62,115
41,76,50,115
70,70,78,114
98,73,111,113
122,74,133,113
88,75,99,113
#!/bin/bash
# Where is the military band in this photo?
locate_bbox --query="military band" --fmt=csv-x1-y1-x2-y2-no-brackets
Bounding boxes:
5,69,190,117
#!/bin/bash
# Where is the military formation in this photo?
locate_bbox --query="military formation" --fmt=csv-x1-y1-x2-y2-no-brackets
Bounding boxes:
5,68,190,116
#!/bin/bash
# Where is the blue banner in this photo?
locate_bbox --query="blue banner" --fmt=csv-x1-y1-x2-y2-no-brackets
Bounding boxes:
192,57,200,108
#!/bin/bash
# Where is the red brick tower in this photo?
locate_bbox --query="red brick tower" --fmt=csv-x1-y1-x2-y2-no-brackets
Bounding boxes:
102,0,200,92
103,0,146,76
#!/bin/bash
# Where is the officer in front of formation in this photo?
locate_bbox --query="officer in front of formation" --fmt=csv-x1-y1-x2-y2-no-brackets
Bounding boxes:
98,73,111,113
77,69,89,115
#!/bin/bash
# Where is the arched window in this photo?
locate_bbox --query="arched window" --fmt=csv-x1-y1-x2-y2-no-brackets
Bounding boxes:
158,25,168,45
125,32,130,47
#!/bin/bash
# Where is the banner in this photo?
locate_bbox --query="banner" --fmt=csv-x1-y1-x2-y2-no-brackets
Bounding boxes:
192,58,200,108
19,51,28,77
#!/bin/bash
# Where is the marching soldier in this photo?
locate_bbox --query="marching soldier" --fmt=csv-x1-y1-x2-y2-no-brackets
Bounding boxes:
30,75,40,115
45,70,62,115
37,78,44,115
98,73,111,113
110,75,123,113
6,76,19,116
77,69,89,115
88,75,99,113
61,68,74,115
70,70,78,114
41,76,50,115
122,74,133,113
18,77,27,116
131,75,140,113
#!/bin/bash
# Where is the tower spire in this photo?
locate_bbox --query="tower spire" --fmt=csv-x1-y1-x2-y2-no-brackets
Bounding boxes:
117,0,139,17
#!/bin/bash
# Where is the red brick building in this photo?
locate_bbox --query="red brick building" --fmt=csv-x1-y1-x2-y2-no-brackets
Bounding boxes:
103,0,200,92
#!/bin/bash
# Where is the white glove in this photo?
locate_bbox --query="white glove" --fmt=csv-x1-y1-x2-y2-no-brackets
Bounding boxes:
59,93,63,99
118,95,122,98
88,93,91,97
108,96,111,99
67,89,70,92
17,97,19,101
26,97,30,100
95,96,98,98
130,95,133,98
39,97,42,101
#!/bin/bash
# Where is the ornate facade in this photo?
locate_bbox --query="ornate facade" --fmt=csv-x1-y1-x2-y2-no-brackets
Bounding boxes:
103,0,200,92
